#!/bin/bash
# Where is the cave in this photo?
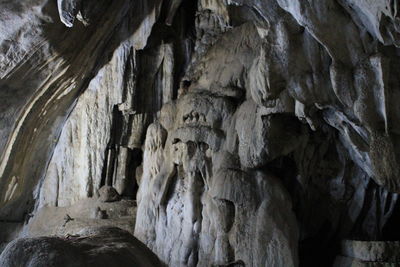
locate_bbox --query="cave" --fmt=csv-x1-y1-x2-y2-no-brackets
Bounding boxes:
1,0,400,266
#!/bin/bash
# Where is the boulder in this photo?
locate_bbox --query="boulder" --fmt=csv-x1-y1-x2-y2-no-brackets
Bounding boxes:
0,227,163,267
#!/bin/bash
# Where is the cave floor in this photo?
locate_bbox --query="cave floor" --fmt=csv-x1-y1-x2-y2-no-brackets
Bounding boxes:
26,198,136,238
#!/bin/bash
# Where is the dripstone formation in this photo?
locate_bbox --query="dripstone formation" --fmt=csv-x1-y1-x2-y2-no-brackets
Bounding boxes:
1,0,400,266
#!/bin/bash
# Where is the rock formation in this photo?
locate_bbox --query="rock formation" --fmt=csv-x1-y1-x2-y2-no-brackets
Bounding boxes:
134,91,299,266
0,227,163,267
1,0,400,266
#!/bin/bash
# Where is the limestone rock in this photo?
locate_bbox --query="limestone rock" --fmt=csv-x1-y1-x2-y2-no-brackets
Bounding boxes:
26,198,136,238
2,0,400,266
0,0,163,221
341,240,400,263
333,256,396,267
0,227,163,267
135,88,299,266
98,186,120,203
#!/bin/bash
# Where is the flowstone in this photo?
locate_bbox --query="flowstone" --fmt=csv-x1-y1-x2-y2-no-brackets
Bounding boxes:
135,90,299,266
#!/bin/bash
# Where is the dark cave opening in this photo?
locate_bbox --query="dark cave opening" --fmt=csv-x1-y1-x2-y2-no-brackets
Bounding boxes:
265,151,400,266
382,200,400,241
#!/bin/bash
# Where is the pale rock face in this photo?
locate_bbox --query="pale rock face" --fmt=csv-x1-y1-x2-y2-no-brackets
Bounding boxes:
0,0,163,220
2,0,400,266
38,41,129,208
235,100,305,168
135,89,299,267
340,0,400,46
36,0,164,208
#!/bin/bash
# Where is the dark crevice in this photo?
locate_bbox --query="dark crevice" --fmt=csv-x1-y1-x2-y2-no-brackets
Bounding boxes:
382,198,400,240
100,105,123,187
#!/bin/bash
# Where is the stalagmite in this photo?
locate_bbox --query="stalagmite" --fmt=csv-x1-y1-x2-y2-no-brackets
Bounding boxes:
1,0,400,266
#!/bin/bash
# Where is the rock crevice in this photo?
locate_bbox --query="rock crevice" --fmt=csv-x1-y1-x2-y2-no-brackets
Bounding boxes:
1,0,400,266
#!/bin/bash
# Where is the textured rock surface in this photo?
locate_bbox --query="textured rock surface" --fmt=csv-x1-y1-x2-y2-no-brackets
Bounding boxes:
0,0,163,220
333,256,397,267
334,240,400,266
1,0,400,266
134,92,299,266
341,240,400,262
26,198,136,237
0,227,163,267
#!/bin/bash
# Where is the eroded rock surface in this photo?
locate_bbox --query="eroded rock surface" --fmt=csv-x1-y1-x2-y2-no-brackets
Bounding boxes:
341,240,400,263
26,198,136,238
1,0,400,266
0,227,163,267
135,90,299,266
334,240,400,266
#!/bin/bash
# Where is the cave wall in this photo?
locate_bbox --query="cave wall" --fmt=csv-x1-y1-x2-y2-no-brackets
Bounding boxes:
0,0,163,220
1,0,400,266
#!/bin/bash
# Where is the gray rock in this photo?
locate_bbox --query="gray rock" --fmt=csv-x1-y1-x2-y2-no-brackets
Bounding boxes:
135,89,299,267
334,256,399,267
2,0,400,266
98,186,120,203
341,240,400,263
0,227,163,267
